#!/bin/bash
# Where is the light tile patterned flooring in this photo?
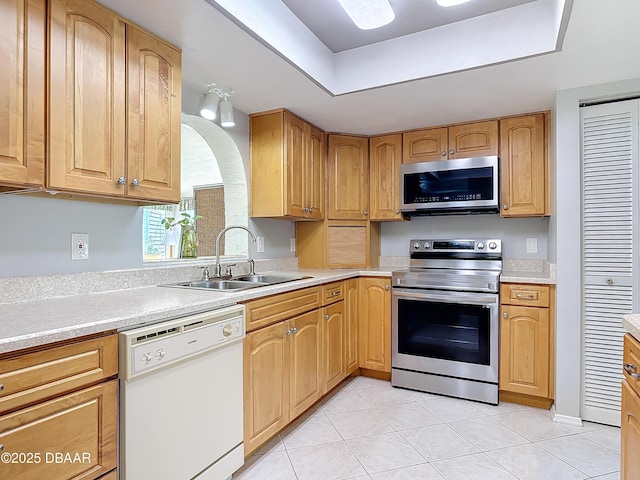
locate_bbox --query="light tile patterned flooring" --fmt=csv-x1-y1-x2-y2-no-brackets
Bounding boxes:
233,377,621,480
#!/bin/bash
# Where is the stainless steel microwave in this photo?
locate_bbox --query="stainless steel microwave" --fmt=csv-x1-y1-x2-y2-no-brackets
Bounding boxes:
399,155,499,215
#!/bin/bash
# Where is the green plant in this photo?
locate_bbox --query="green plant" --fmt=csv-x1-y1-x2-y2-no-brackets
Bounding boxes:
161,212,202,230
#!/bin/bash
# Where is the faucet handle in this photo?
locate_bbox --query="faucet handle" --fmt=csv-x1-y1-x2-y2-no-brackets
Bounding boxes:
225,264,237,276
198,266,210,280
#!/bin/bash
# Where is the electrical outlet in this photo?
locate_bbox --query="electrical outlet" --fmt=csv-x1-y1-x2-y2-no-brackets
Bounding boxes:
526,237,538,254
256,236,265,253
71,233,89,260
290,237,296,253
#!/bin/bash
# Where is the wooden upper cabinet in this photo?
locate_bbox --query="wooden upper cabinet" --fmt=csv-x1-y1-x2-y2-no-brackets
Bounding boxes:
125,25,181,203
48,0,126,196
250,110,325,220
500,113,547,217
448,120,498,159
47,0,181,203
0,0,45,191
403,127,448,163
370,134,402,221
327,134,369,220
402,120,498,163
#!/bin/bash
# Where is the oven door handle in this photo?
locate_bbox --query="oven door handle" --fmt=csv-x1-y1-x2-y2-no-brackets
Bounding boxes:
393,288,498,305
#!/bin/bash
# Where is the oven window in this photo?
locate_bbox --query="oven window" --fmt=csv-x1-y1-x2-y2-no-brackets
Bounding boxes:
397,299,490,365
403,167,494,204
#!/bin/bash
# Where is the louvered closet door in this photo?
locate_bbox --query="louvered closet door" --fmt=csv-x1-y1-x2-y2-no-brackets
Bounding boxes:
581,100,639,426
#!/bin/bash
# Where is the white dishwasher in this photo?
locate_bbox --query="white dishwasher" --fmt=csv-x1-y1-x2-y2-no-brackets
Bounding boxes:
119,304,245,480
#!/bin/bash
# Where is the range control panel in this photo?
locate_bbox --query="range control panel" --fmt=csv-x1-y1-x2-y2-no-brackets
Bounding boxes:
409,239,502,254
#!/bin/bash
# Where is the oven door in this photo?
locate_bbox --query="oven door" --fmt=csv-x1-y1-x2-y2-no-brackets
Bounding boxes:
392,287,499,383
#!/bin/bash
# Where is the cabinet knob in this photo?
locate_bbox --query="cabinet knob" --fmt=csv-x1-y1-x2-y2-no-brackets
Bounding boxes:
324,314,330,320
0,443,3,452
291,327,298,334
395,209,400,214
384,285,389,290
606,278,614,285
503,204,509,210
624,363,640,379
116,177,126,185
285,328,292,336
441,151,447,156
363,210,368,216
449,150,455,155
131,178,140,187
0,383,3,391
503,312,508,318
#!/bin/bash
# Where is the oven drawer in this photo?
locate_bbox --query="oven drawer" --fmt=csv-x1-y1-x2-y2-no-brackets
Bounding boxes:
501,284,550,307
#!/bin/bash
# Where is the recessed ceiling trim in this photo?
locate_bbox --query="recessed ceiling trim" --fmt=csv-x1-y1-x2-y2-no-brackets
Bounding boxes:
206,0,570,95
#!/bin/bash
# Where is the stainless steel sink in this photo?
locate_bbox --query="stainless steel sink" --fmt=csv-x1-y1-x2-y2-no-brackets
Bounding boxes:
232,274,310,284
171,279,268,291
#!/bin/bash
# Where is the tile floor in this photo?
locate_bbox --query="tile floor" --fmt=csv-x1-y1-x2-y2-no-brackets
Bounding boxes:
233,377,621,480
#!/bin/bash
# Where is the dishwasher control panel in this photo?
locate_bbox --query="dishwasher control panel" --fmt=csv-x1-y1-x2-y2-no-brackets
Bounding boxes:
119,304,245,380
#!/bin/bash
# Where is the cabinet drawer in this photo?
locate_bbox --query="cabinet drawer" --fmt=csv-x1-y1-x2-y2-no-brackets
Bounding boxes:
501,284,550,307
322,281,344,305
0,380,117,480
0,334,118,415
624,334,640,398
243,287,321,332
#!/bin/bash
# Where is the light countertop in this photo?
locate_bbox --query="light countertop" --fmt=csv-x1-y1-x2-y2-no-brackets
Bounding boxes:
0,268,394,354
623,313,640,341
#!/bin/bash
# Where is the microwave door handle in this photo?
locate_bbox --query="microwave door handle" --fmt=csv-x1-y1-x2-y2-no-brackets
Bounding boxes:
393,289,497,305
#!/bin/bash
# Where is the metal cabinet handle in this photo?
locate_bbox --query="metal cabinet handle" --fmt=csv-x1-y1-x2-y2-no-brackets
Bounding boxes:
395,209,400,214
441,151,447,156
291,327,298,334
503,312,508,318
285,328,292,336
117,177,126,185
606,278,614,285
449,150,455,155
363,210,368,216
624,363,639,379
384,285,389,290
324,314,330,320
131,178,140,187
0,383,3,392
0,444,3,452
330,290,341,296
515,292,536,299
503,204,509,210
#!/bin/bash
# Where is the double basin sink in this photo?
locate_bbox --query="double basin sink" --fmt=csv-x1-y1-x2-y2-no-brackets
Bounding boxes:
166,273,310,292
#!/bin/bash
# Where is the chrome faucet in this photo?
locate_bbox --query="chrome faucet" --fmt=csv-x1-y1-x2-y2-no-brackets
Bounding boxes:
214,226,258,277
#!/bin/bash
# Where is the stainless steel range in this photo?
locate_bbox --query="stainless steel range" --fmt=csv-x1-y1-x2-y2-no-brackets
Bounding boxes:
392,239,502,405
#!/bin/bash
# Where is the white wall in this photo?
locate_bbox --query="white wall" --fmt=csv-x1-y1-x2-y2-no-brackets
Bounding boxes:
382,215,549,259
553,77,640,422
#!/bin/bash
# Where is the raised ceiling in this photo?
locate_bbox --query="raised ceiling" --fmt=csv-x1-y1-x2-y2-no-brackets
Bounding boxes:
97,0,640,135
281,0,537,53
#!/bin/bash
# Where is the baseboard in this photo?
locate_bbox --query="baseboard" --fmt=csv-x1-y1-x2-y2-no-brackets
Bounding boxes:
499,390,553,409
359,368,391,381
550,406,584,426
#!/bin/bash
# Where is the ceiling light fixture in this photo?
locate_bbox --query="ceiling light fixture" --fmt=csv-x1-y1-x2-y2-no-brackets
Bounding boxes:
436,0,472,6
199,85,235,127
200,86,220,120
337,0,395,30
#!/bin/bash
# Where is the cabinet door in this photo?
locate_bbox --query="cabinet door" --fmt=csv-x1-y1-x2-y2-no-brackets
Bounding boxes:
322,301,344,394
500,114,547,216
306,124,325,219
370,134,402,221
48,0,126,196
402,127,448,163
0,0,45,190
284,112,306,218
621,380,640,480
358,277,391,372
126,25,181,203
244,321,290,456
0,380,117,480
499,304,550,397
289,310,322,420
448,120,498,159
327,135,369,219
344,278,359,375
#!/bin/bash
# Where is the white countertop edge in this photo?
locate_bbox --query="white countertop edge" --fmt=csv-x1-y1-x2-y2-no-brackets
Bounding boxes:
623,313,640,341
500,273,556,285
0,269,395,354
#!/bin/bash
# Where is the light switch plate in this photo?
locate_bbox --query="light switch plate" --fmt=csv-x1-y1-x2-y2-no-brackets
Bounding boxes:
526,237,538,254
71,233,89,260
290,237,296,253
256,236,265,253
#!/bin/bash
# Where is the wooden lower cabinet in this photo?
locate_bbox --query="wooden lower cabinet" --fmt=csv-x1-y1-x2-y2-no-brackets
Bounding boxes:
0,380,117,480
499,283,554,406
322,301,344,394
289,311,322,420
358,277,392,373
344,278,359,375
621,379,640,479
